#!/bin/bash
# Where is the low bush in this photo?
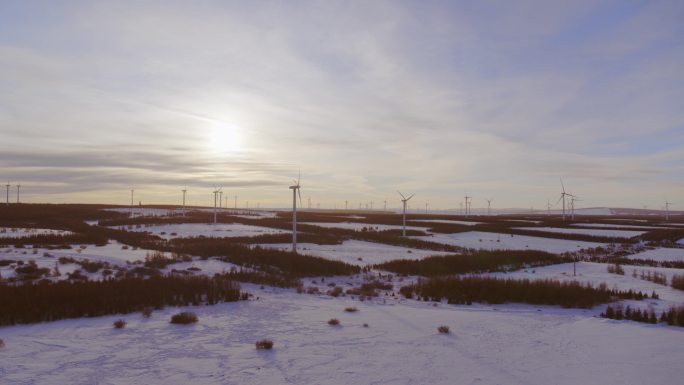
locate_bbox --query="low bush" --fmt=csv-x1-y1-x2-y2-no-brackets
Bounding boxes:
402,276,651,308
344,307,358,312
607,263,625,275
255,339,274,350
671,274,684,291
142,307,153,318
375,250,562,277
0,337,4,348
113,319,126,329
170,312,198,324
328,318,340,326
438,325,450,334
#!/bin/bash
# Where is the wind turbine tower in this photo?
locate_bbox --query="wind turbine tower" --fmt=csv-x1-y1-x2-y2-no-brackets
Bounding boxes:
16,184,20,204
425,202,429,214
464,195,472,217
130,189,134,207
345,200,348,210
398,191,415,237
5,181,9,205
182,189,187,216
664,200,673,221
234,195,237,209
556,179,573,221
212,187,222,224
289,173,302,253
486,198,493,216
384,200,387,211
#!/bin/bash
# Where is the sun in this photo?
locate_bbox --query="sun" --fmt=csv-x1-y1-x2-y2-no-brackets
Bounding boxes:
210,122,242,154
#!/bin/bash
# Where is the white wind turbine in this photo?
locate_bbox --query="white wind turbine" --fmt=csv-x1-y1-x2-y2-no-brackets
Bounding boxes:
181,188,187,216
398,191,415,237
212,187,222,224
290,173,302,252
556,179,573,221
570,196,581,220
664,199,673,221
486,198,493,216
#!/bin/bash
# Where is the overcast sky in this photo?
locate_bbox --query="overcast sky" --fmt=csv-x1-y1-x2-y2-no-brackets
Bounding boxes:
1,0,683,210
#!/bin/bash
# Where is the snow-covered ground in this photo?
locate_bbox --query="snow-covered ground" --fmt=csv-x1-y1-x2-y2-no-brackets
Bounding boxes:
301,222,427,232
259,240,452,266
0,242,162,280
1,288,683,385
625,248,684,262
106,207,177,216
409,219,480,226
572,223,664,230
113,223,287,239
494,262,684,312
413,231,606,253
0,227,72,238
515,226,645,238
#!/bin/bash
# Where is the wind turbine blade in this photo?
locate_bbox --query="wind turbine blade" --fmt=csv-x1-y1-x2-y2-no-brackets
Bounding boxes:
297,170,300,185
560,178,566,193
407,193,415,201
555,195,563,205
397,191,406,200
298,188,302,207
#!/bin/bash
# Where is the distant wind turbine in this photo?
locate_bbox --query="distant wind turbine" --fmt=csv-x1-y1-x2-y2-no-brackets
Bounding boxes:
182,188,187,216
570,196,581,220
546,200,552,216
290,172,302,252
398,191,415,237
5,181,9,205
212,187,222,224
384,200,387,211
664,199,673,221
425,202,429,214
130,188,134,207
556,179,574,221
16,184,21,204
486,198,493,216
464,195,472,217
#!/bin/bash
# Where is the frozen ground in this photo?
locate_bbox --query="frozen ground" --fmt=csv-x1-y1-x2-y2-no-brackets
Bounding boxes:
494,262,684,312
0,242,162,280
0,227,72,238
515,226,645,238
301,222,427,232
259,240,452,266
625,248,684,262
409,219,480,226
1,288,682,385
113,223,287,239
572,223,664,230
413,231,606,253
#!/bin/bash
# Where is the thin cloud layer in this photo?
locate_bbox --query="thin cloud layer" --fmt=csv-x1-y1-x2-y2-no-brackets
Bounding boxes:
1,1,683,209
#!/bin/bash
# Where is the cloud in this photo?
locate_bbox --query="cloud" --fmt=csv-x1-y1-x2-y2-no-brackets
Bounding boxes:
0,0,683,208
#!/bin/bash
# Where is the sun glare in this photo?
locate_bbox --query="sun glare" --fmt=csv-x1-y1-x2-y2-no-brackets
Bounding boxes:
210,122,242,154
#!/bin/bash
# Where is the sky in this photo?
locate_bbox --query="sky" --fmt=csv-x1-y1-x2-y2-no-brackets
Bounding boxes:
1,0,683,210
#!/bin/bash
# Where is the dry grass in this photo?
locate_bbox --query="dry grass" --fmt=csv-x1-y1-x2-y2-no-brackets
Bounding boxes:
255,339,274,350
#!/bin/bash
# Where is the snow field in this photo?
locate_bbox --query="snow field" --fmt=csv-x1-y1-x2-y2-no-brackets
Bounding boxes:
113,223,288,239
1,289,683,385
412,231,606,254
301,222,427,232
259,240,452,266
626,248,684,262
514,226,646,238
0,227,73,238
